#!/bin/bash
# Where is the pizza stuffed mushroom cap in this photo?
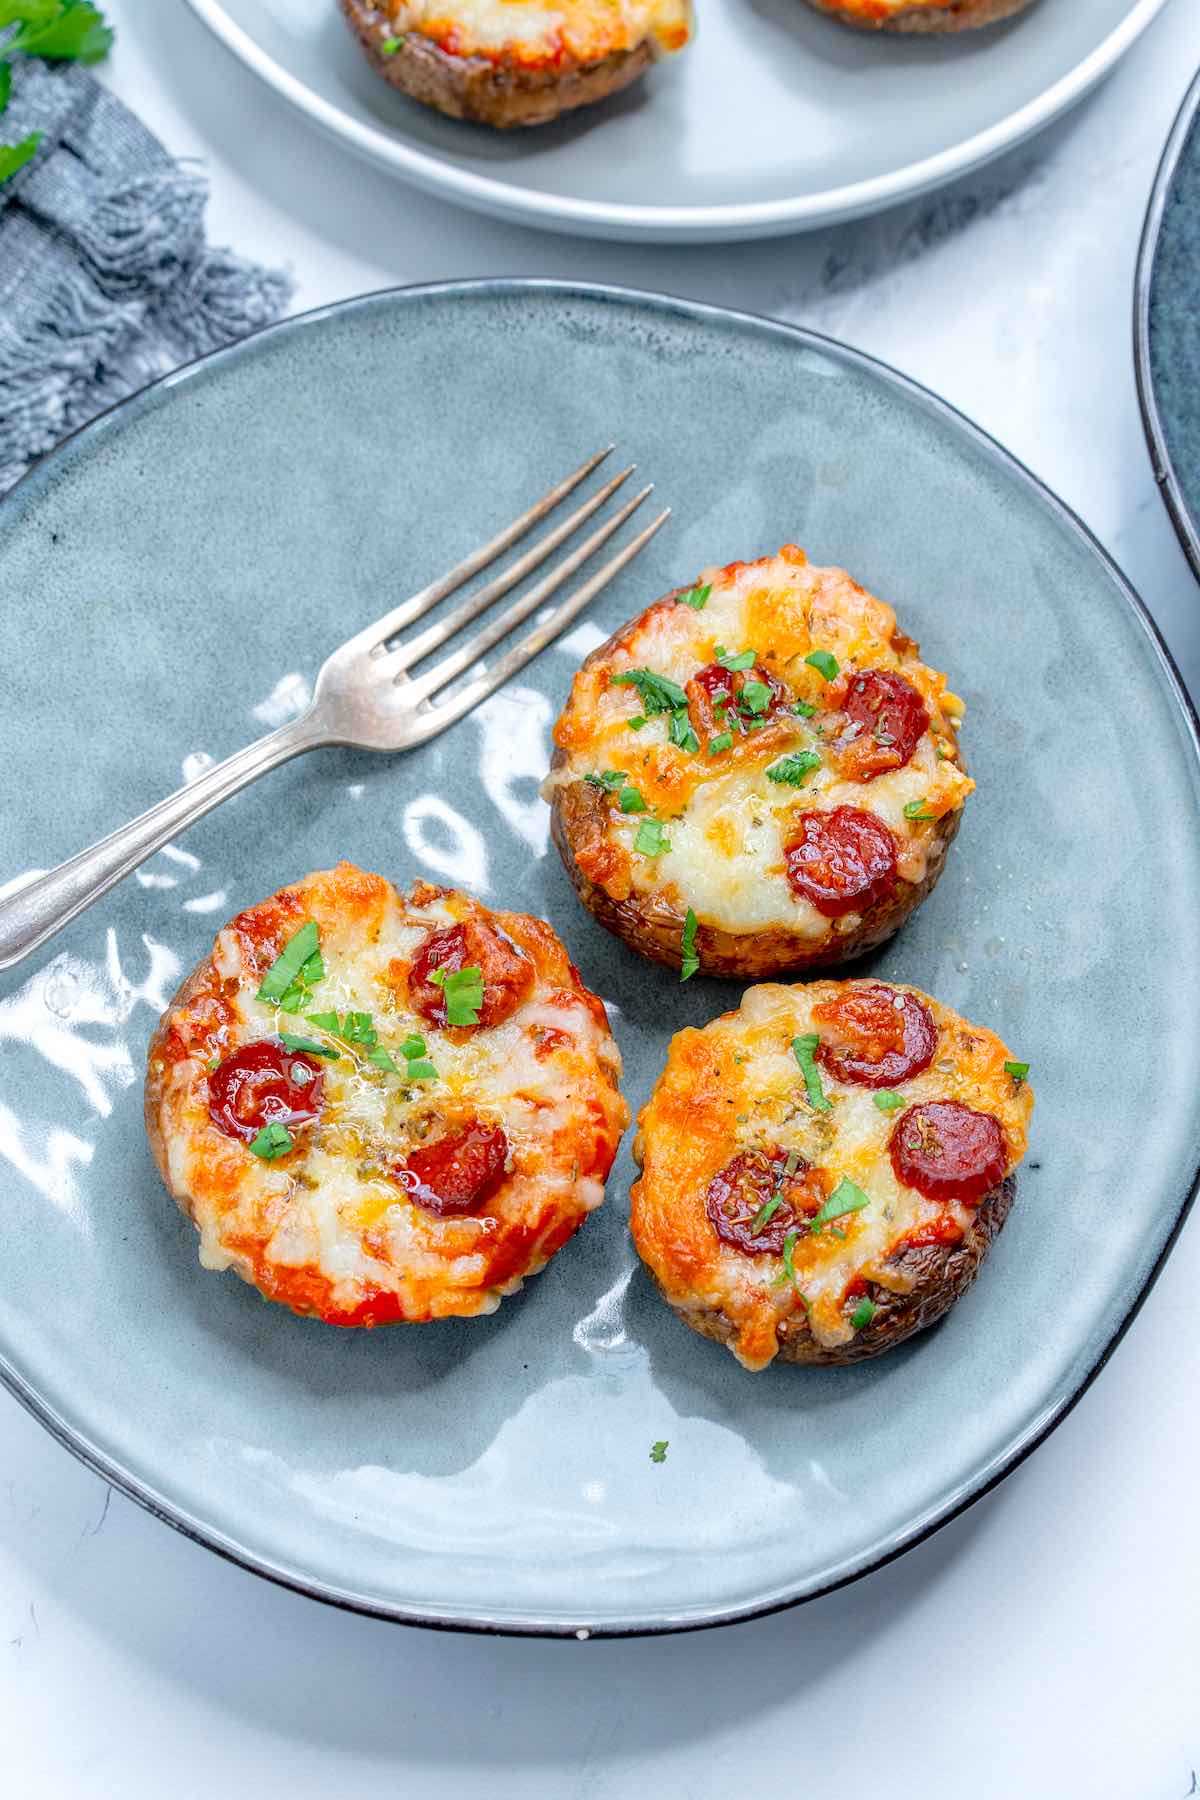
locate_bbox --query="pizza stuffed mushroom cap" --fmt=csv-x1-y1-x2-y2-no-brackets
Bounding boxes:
801,0,1035,30
631,979,1033,1370
338,0,692,129
144,864,628,1325
545,545,974,979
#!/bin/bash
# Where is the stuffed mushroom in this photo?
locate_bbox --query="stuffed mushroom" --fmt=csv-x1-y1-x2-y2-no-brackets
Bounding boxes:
631,978,1032,1369
544,544,973,980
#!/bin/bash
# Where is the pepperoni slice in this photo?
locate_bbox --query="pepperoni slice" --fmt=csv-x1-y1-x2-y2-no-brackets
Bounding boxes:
208,1040,325,1143
409,920,534,1030
814,984,937,1089
836,671,929,782
889,1101,1007,1204
705,1147,824,1255
784,806,898,918
686,661,789,744
394,1120,509,1217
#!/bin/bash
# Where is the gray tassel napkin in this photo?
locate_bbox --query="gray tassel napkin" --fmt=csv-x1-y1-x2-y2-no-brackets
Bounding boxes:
0,58,293,494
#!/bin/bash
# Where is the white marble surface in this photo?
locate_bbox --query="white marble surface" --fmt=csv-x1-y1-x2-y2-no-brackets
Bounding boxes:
4,2,1200,1793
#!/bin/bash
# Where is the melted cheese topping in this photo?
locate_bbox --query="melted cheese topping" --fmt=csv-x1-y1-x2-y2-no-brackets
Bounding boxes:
146,864,628,1324
545,546,973,942
631,979,1033,1370
383,0,691,66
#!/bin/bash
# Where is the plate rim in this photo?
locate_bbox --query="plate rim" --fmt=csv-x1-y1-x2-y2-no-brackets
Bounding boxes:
1134,61,1200,584
4,277,1200,1638
179,0,1169,243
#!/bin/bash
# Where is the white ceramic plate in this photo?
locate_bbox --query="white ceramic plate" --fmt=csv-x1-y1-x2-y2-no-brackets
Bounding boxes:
182,0,1167,242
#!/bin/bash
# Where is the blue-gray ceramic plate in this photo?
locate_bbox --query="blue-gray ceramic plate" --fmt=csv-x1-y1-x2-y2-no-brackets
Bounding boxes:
2,282,1199,1637
1137,65,1200,583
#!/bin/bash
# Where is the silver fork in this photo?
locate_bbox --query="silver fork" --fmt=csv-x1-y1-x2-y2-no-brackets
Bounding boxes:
0,448,668,975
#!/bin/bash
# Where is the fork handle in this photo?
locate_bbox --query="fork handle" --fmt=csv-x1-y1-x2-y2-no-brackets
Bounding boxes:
0,712,326,976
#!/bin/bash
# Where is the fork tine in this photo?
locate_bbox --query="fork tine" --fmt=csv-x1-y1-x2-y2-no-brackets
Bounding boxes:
397,484,655,704
385,463,636,676
410,508,671,739
350,446,615,652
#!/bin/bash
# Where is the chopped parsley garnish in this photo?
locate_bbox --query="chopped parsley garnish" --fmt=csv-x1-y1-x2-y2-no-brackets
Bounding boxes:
708,731,733,756
809,1177,870,1234
776,1228,810,1310
678,583,711,610
399,1034,427,1059
429,964,485,1026
255,922,325,1013
249,1122,293,1161
850,1297,876,1330
903,798,937,821
668,709,700,753
585,769,626,792
804,649,839,682
792,699,817,718
628,715,647,731
634,818,670,857
279,1033,340,1060
714,646,756,673
767,751,822,787
612,668,688,715
739,679,772,716
1004,1060,1030,1085
618,785,648,813
650,1440,668,1463
680,907,699,982
367,1046,400,1073
380,33,405,51
874,1091,906,1113
792,1033,832,1114
750,1192,783,1237
398,1034,437,1082
338,1011,378,1048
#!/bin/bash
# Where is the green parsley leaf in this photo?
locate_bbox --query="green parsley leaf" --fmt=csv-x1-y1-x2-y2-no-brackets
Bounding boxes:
430,964,484,1026
715,646,756,673
707,731,734,756
668,709,700,753
678,583,711,611
750,1192,783,1237
873,1091,906,1114
380,32,405,51
739,679,772,717
850,1297,876,1330
1004,1060,1030,1084
809,1177,870,1233
627,715,647,731
585,769,626,792
792,699,816,718
0,60,10,109
279,1033,340,1061
304,1010,340,1033
634,819,670,857
405,1058,438,1082
680,907,699,983
612,668,688,716
779,1228,810,1309
367,1045,400,1073
792,1033,831,1114
767,751,822,787
399,1034,428,1060
805,649,839,682
8,1,113,62
249,1121,293,1161
903,798,937,821
256,922,323,1008
649,1440,668,1464
618,785,648,813
340,1010,378,1048
0,129,41,183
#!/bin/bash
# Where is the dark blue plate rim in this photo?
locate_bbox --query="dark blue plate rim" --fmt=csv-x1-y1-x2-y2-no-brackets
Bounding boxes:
3,278,1200,1639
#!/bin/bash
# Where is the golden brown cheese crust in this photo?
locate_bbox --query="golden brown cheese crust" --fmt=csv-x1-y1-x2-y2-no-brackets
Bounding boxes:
339,0,689,128
802,0,1035,30
631,979,1033,1369
546,545,973,978
145,864,628,1325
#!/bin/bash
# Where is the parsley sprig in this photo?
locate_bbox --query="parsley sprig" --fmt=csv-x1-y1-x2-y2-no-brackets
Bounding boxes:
767,751,822,788
249,1121,293,1162
430,963,485,1026
0,2,113,183
255,922,325,1014
792,1034,831,1114
808,1177,871,1234
679,907,699,982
